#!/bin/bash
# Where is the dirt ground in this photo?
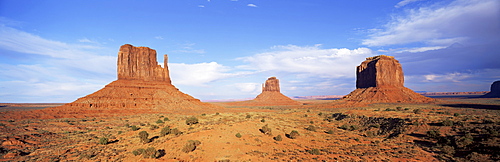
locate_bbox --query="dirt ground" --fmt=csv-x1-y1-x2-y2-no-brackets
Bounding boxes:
0,97,499,161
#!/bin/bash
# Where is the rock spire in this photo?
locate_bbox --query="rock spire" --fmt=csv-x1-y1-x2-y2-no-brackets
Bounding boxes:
226,77,302,106
45,44,222,117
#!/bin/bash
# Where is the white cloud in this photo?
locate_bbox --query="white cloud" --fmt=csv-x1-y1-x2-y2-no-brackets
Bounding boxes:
233,82,260,93
247,4,258,7
0,25,115,102
395,46,447,53
154,36,164,40
169,62,250,86
0,25,101,59
237,44,374,78
78,38,94,43
395,0,424,8
363,0,500,47
422,72,472,83
198,5,205,8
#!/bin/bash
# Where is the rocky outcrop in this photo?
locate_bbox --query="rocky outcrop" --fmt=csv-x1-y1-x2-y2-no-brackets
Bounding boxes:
227,77,302,106
341,55,434,103
481,80,500,98
45,44,222,116
262,77,280,92
117,44,170,82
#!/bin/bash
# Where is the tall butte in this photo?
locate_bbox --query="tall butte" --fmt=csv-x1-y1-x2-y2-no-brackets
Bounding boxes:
481,80,500,98
229,77,301,106
52,44,221,113
340,55,434,103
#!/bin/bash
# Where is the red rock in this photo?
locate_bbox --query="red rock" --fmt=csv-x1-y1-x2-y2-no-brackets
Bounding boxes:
341,55,434,103
21,44,225,118
481,80,500,98
227,77,302,106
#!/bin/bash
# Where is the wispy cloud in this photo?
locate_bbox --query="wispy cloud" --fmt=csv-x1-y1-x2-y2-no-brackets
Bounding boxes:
395,0,424,8
237,44,373,78
247,4,258,7
0,25,102,59
0,24,115,102
169,62,251,86
363,0,500,47
154,36,164,40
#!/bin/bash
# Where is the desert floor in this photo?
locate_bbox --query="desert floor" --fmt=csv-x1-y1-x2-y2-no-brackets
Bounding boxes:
0,96,499,161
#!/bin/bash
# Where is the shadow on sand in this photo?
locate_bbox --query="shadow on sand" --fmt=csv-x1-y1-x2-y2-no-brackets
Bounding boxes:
440,103,500,110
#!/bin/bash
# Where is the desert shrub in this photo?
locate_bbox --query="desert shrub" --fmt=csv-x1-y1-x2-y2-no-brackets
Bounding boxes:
139,131,149,143
453,113,460,117
441,119,454,126
150,124,159,130
466,152,491,162
260,119,266,122
215,112,220,115
326,129,334,134
318,112,323,116
366,131,376,137
307,148,321,155
413,109,422,114
273,135,282,141
426,130,441,139
131,125,139,131
186,117,199,125
98,137,108,145
396,107,403,111
384,108,396,111
132,148,145,156
310,121,314,124
163,117,169,121
160,126,171,137
156,119,164,124
182,140,201,153
171,128,182,135
340,124,359,131
201,113,206,116
259,124,272,135
305,125,316,131
143,147,161,158
404,108,410,111
440,145,455,155
235,133,242,138
288,130,300,139
246,114,251,119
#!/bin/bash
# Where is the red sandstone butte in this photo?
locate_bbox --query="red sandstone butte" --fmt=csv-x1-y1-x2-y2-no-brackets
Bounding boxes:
340,55,434,103
40,44,223,117
228,77,302,106
481,80,500,98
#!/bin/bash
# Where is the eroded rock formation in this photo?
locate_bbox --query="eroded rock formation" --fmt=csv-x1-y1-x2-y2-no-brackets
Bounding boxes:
341,55,434,103
46,44,221,116
481,80,500,98
228,77,302,106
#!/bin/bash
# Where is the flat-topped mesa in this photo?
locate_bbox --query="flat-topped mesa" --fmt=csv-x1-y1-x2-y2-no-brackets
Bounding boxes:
481,80,500,98
118,44,170,83
356,55,404,88
341,55,435,103
262,77,280,92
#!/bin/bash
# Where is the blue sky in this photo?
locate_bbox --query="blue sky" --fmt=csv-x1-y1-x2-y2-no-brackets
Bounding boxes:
0,0,499,103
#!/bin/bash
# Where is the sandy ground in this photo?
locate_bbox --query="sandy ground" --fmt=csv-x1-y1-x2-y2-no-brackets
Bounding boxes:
0,97,499,161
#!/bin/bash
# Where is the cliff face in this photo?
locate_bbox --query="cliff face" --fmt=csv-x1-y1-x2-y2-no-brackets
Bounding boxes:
262,77,280,92
481,80,500,98
117,44,170,82
342,55,434,103
356,55,404,88
50,44,222,115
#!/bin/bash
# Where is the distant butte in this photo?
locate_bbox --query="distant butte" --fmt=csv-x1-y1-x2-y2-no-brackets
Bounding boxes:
481,80,500,98
227,77,302,106
340,55,435,103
